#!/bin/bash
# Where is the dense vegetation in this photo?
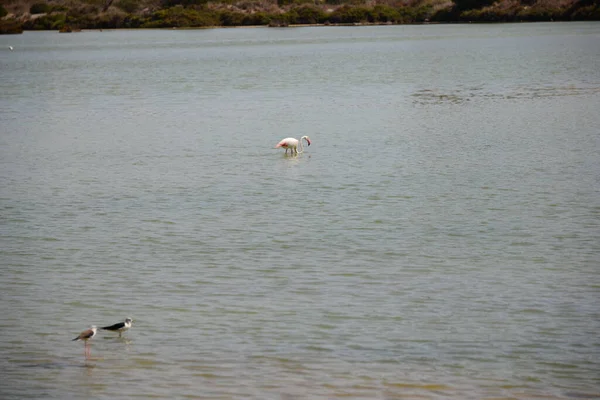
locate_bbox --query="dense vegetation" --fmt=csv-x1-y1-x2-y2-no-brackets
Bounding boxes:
1,0,598,32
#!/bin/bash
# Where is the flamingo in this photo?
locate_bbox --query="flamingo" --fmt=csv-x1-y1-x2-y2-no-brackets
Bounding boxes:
275,136,311,155
72,325,97,359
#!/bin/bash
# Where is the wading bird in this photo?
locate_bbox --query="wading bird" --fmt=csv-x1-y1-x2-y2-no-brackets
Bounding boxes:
101,318,133,337
72,326,97,359
275,136,311,155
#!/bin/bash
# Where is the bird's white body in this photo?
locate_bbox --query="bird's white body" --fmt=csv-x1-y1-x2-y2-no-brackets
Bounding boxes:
9,46,14,51
275,136,311,155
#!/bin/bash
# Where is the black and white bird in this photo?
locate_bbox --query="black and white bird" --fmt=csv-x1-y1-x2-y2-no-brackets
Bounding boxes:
72,325,97,359
101,318,133,337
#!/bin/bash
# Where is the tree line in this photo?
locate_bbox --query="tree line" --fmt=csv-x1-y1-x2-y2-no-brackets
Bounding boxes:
1,0,599,33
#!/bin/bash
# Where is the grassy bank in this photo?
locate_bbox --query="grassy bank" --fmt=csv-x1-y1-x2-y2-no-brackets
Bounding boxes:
1,0,599,33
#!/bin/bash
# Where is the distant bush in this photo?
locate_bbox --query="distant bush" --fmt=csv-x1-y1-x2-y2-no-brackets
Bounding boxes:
10,0,600,31
571,3,600,19
329,5,370,23
161,0,210,8
218,9,270,26
277,0,314,6
30,2,51,14
0,20,24,34
218,10,246,25
0,5,7,18
68,4,100,18
143,6,219,27
369,5,401,22
22,13,66,29
453,0,496,12
517,4,564,21
80,0,105,6
95,13,127,28
116,0,139,13
122,15,144,27
293,5,327,24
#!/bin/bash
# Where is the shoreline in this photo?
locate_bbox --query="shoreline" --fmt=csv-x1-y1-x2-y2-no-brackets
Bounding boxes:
4,19,583,35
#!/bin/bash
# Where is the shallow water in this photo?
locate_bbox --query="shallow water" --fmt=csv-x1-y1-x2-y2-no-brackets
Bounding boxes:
1,23,599,399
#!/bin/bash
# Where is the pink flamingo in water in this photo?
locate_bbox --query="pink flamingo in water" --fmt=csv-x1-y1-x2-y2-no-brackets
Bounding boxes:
275,136,311,155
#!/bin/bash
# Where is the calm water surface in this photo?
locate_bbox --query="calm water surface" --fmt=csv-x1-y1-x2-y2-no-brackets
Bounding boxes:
1,23,599,399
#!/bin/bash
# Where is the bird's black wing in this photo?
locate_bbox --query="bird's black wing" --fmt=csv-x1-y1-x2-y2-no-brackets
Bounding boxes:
101,322,125,331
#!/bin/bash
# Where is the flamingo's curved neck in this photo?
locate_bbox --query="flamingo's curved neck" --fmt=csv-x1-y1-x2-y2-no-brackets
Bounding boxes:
297,138,304,154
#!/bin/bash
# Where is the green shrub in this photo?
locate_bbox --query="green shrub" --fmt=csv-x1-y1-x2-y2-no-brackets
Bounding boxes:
243,12,270,25
51,15,67,29
329,5,370,23
278,0,314,6
143,6,219,27
0,5,8,18
97,13,127,28
219,10,246,25
280,9,297,23
161,0,209,8
122,15,144,27
30,2,50,14
369,4,401,22
0,20,24,34
517,5,563,21
571,4,600,20
453,0,495,12
65,11,96,28
22,13,66,29
80,0,105,6
67,4,100,18
116,0,139,13
294,5,327,23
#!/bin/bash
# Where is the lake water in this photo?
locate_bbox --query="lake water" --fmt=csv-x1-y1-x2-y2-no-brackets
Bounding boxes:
1,22,599,399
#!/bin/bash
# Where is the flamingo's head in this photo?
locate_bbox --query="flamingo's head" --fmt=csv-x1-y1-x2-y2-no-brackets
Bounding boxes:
303,136,311,146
